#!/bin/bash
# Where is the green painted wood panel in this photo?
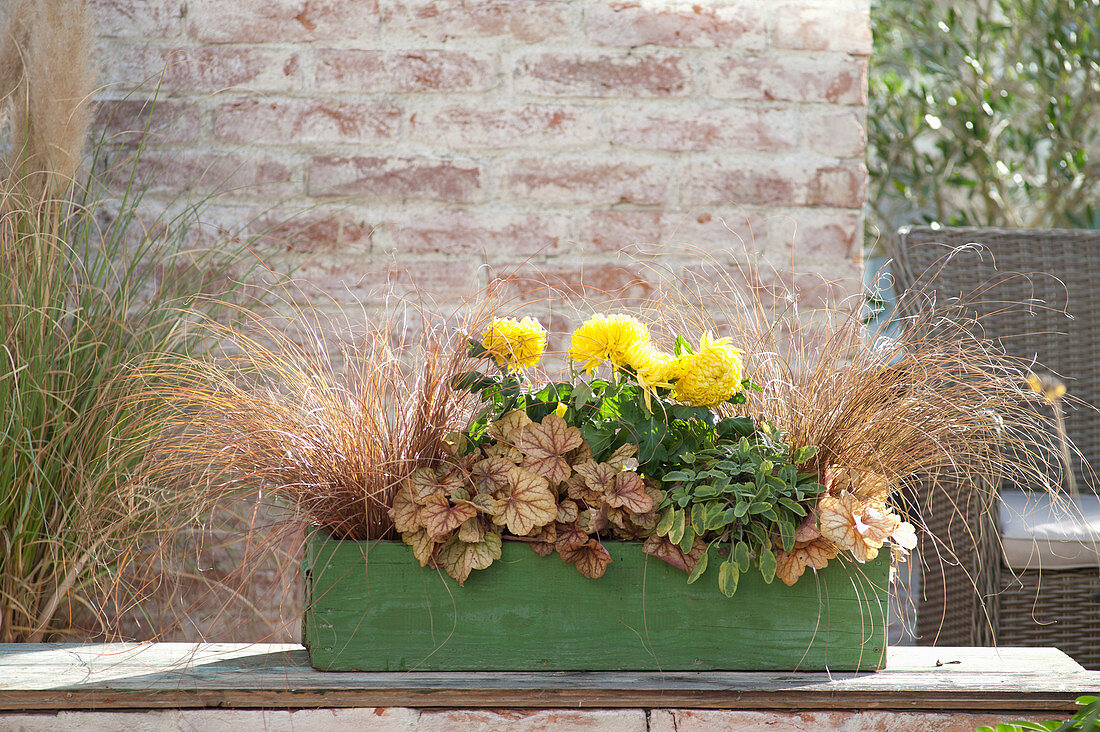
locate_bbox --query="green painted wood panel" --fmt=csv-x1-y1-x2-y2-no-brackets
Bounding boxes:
302,535,889,672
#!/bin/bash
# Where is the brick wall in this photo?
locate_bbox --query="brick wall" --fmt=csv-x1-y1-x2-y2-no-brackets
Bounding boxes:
92,0,870,641
94,0,870,327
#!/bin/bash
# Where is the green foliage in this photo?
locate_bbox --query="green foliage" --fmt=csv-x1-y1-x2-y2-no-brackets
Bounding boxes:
867,0,1100,248
976,696,1100,732
654,433,823,595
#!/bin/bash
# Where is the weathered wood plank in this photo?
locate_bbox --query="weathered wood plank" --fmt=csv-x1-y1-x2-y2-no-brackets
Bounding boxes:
0,644,1095,712
303,538,890,672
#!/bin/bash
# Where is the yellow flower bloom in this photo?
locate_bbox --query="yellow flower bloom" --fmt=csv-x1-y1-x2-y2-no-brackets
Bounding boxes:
622,340,675,411
625,341,675,389
672,332,744,407
569,313,650,373
480,317,547,372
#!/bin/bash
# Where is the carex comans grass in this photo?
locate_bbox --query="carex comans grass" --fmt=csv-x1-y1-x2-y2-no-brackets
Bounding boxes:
136,296,507,543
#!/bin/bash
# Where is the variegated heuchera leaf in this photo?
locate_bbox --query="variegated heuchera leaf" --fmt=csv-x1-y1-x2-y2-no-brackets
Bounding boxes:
437,531,503,585
471,456,518,494
488,409,532,444
514,414,583,484
409,466,442,503
390,484,421,533
642,534,706,573
605,471,653,513
458,516,486,544
554,522,590,552
560,538,612,579
774,537,839,586
528,523,558,557
573,459,616,495
824,466,891,503
420,492,478,540
402,528,437,567
606,442,639,471
891,520,918,558
818,491,907,563
556,499,579,524
491,468,557,536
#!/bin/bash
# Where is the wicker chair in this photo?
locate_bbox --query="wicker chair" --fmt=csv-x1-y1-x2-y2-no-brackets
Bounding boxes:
886,225,1100,669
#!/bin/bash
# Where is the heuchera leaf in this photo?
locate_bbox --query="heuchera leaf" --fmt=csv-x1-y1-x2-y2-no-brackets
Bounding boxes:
436,531,503,585
435,463,469,496
528,523,558,557
489,410,533,443
516,414,584,484
391,484,421,533
566,472,602,504
605,472,654,513
471,457,518,494
483,442,523,463
420,492,478,540
491,468,557,536
409,467,442,503
402,528,437,567
891,521,918,557
642,534,706,573
819,492,900,563
606,442,639,471
554,521,590,551
557,499,579,523
566,439,592,466
574,507,605,535
774,537,839,586
458,516,485,544
560,539,612,579
468,492,499,515
573,459,617,496
794,512,821,542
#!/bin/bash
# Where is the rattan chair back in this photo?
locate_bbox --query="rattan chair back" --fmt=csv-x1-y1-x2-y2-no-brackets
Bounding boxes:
887,225,1100,669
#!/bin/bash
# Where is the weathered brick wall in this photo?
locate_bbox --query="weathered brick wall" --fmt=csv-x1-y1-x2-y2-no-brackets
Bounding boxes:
94,0,870,325
91,0,870,641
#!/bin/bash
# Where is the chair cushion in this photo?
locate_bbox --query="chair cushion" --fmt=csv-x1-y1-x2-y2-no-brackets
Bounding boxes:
999,488,1100,570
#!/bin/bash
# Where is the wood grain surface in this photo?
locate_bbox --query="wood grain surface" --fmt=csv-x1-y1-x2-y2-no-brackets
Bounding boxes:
303,537,890,672
0,644,1095,712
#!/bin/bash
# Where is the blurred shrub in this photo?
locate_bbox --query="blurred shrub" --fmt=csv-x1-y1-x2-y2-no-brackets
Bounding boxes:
867,0,1100,250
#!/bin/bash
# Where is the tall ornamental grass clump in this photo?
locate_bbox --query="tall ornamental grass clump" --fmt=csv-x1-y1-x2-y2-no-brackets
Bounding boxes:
0,0,263,641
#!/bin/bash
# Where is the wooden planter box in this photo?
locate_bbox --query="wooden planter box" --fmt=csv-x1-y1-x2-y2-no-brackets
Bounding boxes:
302,532,889,672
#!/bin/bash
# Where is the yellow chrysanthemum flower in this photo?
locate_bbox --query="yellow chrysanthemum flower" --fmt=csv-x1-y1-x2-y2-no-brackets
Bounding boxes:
569,313,650,373
623,341,675,410
480,317,547,372
672,332,744,407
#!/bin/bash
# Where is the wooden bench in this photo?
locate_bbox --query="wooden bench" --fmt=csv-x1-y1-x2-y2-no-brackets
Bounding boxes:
0,644,1096,730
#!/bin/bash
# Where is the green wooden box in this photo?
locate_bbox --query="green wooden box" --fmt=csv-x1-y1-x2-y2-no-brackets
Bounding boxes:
302,532,889,672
